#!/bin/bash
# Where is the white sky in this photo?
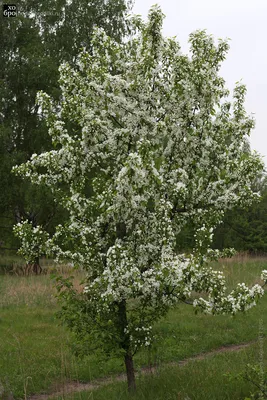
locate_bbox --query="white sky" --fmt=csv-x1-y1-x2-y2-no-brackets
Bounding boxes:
132,0,267,167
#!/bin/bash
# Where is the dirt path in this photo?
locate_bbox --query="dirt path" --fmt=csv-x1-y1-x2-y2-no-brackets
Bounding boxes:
28,340,257,400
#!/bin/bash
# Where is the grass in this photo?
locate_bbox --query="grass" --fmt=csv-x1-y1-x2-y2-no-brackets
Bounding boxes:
0,255,267,399
50,344,263,400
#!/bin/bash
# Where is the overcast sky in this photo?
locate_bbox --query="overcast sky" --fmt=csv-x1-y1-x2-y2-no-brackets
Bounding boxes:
132,0,267,167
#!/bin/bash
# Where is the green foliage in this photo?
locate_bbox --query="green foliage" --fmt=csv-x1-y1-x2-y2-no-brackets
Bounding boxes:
176,175,267,255
0,0,133,249
55,274,126,359
213,180,267,254
226,363,267,400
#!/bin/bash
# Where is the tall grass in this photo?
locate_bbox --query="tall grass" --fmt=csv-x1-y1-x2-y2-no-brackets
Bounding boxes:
0,275,56,308
53,344,262,400
0,271,85,308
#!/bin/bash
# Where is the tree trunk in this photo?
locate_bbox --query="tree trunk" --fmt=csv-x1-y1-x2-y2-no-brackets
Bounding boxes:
117,300,136,392
124,353,136,392
32,256,42,275
26,256,42,275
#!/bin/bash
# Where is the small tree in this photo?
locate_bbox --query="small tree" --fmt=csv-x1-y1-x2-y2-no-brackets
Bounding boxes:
13,6,266,392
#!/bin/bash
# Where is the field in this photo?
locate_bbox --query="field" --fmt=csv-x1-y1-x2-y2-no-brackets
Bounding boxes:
1,254,267,400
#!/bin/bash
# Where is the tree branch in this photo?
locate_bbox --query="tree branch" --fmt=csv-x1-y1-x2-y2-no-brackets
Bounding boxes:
109,114,124,129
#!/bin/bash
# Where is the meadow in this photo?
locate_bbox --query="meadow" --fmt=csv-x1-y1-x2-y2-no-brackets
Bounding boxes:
1,253,267,400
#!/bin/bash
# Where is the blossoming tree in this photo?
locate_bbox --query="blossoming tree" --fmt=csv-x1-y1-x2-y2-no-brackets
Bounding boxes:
13,6,266,392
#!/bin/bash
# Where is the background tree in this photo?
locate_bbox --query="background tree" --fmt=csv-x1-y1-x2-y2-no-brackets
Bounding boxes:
13,6,266,392
213,174,267,253
0,0,133,256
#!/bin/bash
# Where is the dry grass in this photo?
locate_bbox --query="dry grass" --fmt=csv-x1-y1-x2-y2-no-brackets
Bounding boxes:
219,251,267,264
0,275,56,307
0,270,86,308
